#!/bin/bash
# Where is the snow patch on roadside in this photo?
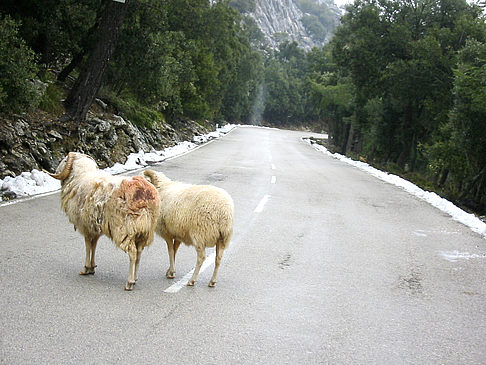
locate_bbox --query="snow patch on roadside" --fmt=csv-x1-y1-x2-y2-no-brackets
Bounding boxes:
440,251,486,262
0,124,236,203
303,138,486,239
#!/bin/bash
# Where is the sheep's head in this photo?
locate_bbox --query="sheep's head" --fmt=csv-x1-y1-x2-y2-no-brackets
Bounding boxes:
50,152,98,181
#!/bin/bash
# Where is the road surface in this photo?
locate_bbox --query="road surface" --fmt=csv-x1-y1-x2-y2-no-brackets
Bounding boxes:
1,126,485,364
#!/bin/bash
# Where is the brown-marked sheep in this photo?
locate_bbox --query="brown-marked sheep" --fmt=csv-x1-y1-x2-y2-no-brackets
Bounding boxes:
50,152,159,291
144,169,234,287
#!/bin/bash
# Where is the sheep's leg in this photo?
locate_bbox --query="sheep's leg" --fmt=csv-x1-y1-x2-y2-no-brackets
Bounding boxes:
168,240,181,279
89,236,99,270
80,236,98,275
174,240,181,258
125,243,137,291
165,237,180,279
209,240,224,287
80,237,91,274
187,246,205,286
165,239,175,278
134,245,144,282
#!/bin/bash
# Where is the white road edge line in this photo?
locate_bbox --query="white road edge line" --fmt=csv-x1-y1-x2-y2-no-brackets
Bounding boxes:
0,190,59,207
271,163,276,170
254,194,270,213
271,176,276,184
164,251,216,293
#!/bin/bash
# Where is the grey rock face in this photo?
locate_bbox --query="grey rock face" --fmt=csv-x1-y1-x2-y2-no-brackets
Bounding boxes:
246,0,341,50
0,113,210,179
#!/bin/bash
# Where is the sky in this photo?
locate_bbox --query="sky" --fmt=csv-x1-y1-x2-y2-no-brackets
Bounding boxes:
333,0,484,9
1,124,485,241
334,0,353,7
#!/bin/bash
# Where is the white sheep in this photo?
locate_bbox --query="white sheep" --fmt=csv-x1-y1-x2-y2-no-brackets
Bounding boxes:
143,169,234,287
50,152,160,291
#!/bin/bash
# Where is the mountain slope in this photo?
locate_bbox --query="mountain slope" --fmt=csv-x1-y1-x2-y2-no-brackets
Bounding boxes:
230,0,341,49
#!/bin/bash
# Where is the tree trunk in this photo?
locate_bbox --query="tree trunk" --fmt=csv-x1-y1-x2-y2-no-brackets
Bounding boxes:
57,51,86,83
341,120,351,155
345,121,354,155
396,139,411,170
460,165,486,200
397,103,414,170
63,0,129,122
58,7,103,83
438,169,449,187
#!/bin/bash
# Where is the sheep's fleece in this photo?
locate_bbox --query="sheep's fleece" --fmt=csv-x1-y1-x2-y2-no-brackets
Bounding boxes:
144,169,234,287
52,152,160,290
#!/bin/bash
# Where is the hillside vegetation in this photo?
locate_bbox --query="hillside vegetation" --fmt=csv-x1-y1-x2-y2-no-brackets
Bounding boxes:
0,0,485,214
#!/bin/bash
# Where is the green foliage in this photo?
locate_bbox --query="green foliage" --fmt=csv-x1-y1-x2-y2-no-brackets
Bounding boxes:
38,82,64,115
446,39,486,201
261,42,310,126
322,0,486,210
228,0,256,13
296,0,338,42
105,0,197,115
1,0,265,123
308,65,354,152
105,0,264,123
105,92,165,129
0,0,100,67
0,15,38,113
301,15,327,42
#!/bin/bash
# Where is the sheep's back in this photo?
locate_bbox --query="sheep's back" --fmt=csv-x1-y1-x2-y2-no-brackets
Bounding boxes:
60,174,159,246
160,185,234,248
104,176,160,246
60,174,121,237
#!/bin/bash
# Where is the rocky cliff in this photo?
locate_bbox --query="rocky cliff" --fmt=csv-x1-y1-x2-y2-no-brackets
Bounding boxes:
234,0,341,49
0,103,210,181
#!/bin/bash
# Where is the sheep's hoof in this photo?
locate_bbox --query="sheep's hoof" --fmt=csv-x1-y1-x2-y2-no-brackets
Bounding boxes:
187,280,195,286
79,266,95,275
166,270,175,279
125,282,135,291
208,281,216,287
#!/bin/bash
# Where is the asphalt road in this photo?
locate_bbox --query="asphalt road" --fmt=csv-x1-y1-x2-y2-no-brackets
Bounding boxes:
1,126,485,364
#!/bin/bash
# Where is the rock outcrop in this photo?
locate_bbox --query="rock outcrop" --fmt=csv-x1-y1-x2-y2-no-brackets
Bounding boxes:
0,110,209,179
242,0,341,50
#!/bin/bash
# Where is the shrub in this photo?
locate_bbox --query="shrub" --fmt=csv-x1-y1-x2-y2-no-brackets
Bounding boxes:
38,82,64,115
0,15,38,113
103,91,165,129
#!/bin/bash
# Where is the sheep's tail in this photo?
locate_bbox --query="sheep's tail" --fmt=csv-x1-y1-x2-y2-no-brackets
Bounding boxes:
218,212,234,250
219,229,233,250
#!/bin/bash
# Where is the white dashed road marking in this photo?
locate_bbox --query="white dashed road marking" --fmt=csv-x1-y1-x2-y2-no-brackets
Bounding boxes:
164,252,216,293
254,194,271,213
165,162,276,292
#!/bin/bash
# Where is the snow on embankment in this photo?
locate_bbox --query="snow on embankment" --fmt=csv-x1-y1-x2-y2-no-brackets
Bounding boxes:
303,137,486,239
0,124,236,204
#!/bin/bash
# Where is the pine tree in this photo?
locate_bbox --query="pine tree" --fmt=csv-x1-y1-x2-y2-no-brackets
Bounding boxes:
63,0,129,122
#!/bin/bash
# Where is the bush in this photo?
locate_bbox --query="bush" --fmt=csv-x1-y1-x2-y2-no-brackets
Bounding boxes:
103,91,165,129
0,15,38,113
38,82,64,115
